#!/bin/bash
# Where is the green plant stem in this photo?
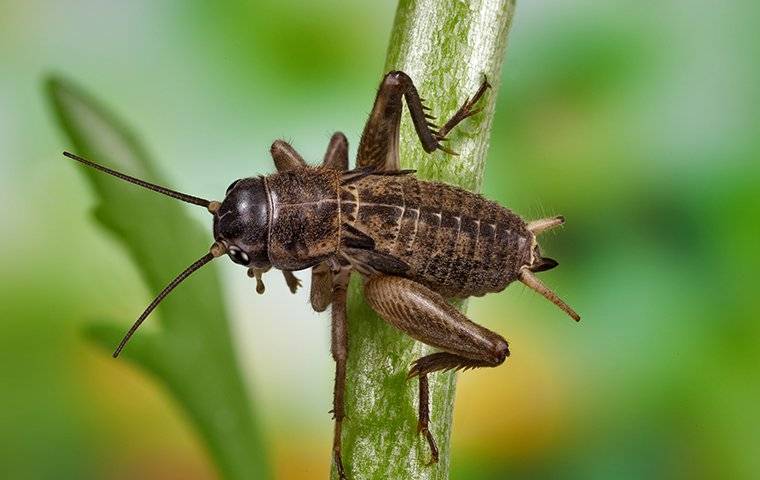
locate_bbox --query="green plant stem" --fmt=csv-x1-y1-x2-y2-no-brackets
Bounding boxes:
336,1,516,479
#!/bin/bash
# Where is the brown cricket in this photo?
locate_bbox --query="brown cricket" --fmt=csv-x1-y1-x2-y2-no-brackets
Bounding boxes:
65,70,579,479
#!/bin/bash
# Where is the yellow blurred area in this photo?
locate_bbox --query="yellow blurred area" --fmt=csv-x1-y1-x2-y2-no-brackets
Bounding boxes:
455,332,570,461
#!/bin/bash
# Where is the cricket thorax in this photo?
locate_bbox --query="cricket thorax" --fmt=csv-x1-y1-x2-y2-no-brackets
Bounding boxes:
266,167,342,270
340,174,532,298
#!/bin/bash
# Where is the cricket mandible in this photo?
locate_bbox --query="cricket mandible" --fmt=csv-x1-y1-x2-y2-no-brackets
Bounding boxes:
65,70,580,479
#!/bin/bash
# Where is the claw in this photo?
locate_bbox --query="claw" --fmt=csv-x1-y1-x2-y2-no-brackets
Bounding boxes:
437,144,459,156
334,449,347,480
419,426,439,465
465,106,483,118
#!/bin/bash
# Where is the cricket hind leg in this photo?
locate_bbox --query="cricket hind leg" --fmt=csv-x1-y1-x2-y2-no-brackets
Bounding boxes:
363,275,509,464
357,71,490,171
408,352,500,463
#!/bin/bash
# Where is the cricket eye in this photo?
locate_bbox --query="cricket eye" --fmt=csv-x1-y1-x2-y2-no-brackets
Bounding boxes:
228,247,250,265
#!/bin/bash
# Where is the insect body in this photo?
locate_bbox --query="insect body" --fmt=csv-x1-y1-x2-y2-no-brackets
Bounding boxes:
347,173,532,298
66,70,579,479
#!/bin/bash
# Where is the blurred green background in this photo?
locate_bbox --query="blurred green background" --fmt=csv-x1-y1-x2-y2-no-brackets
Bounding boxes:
1,1,758,479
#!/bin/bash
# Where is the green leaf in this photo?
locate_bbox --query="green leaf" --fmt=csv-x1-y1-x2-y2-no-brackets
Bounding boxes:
337,1,517,479
46,77,269,480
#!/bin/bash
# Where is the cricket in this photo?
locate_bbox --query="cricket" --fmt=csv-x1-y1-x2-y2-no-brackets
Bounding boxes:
65,70,580,479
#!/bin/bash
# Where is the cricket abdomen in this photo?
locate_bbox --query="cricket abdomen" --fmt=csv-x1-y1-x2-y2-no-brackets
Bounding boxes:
343,174,532,298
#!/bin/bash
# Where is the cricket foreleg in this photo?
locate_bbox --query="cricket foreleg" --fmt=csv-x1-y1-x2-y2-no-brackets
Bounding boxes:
364,275,509,464
322,132,349,171
270,139,307,171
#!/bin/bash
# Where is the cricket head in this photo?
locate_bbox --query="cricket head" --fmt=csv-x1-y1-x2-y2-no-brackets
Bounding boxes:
521,215,581,322
213,177,271,270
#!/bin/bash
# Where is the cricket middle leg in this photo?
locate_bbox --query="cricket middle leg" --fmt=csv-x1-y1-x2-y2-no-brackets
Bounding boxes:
330,266,351,480
271,139,307,171
357,70,491,170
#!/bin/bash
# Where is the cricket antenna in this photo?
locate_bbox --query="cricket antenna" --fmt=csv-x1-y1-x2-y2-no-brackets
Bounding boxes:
113,243,227,357
519,267,580,322
63,151,219,213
